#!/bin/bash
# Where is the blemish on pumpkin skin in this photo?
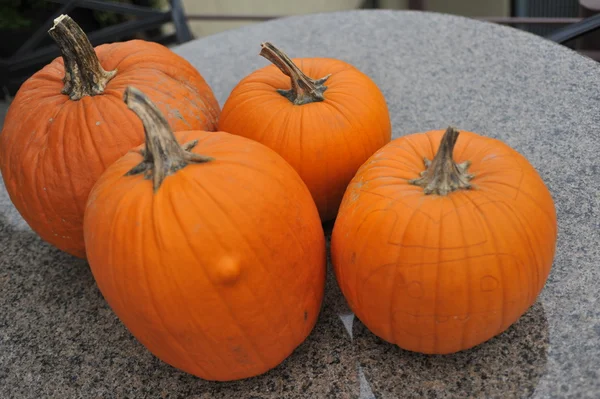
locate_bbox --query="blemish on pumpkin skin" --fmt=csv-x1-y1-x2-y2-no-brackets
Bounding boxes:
168,107,192,128
304,311,308,321
407,281,424,298
480,275,499,291
216,256,241,284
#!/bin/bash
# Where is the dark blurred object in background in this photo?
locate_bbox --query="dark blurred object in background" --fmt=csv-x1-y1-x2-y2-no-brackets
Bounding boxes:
2,0,600,100
0,0,181,97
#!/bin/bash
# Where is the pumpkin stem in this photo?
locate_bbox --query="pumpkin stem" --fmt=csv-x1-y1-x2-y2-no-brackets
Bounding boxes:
409,127,474,195
259,42,330,105
123,86,213,191
48,14,116,101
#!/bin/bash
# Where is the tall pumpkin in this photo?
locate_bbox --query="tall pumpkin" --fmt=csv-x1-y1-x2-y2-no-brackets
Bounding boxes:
83,87,326,381
218,43,391,221
331,127,557,354
0,15,220,258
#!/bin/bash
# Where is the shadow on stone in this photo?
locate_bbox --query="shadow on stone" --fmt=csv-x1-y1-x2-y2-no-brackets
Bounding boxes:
352,301,549,398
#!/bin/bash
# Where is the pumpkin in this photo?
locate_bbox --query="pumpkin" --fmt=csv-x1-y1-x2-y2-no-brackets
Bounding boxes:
83,86,326,381
331,127,556,354
0,14,220,258
218,42,391,221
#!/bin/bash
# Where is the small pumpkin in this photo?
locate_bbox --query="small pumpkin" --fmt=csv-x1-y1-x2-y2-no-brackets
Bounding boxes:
218,42,391,221
331,127,556,354
0,14,220,258
83,87,326,381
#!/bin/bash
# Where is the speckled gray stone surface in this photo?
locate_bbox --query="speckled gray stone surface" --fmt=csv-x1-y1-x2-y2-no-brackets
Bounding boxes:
1,9,600,398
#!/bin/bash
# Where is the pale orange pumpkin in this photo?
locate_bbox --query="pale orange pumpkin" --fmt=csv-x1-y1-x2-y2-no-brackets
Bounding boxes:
218,42,391,221
331,127,557,354
0,15,219,258
83,87,326,381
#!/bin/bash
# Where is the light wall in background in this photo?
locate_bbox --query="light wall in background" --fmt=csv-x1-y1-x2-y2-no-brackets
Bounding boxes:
182,0,363,38
181,0,511,38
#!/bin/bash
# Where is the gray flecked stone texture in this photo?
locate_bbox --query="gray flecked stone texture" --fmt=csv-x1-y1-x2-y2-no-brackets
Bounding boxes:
1,9,600,398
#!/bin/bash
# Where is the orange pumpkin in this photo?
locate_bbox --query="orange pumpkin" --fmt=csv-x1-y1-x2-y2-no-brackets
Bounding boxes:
0,15,220,258
331,127,556,354
83,87,326,381
218,42,391,221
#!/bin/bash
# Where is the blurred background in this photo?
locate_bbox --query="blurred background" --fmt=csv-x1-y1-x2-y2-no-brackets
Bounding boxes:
0,0,599,106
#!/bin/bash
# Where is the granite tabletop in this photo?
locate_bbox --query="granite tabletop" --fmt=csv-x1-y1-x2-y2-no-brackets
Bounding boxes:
2,9,600,399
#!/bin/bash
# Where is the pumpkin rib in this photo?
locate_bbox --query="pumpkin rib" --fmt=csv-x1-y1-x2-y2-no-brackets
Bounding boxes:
481,202,510,343
431,201,445,353
174,179,272,371
386,200,426,344
31,149,53,237
326,89,389,150
205,157,317,259
489,193,546,305
455,190,509,345
81,100,107,169
491,200,534,320
179,172,280,360
152,183,227,375
60,115,85,218
109,177,148,321
480,178,556,225
324,100,372,164
196,173,306,350
143,192,208,375
182,171,300,348
447,191,470,352
163,185,236,378
226,97,287,145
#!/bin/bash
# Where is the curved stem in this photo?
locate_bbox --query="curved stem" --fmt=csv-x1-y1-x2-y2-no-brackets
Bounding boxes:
259,42,329,105
48,14,116,100
409,127,474,195
123,86,213,191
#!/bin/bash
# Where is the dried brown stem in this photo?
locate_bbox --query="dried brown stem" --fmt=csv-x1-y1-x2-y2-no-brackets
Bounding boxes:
123,86,213,191
259,42,329,105
48,14,116,100
409,127,474,195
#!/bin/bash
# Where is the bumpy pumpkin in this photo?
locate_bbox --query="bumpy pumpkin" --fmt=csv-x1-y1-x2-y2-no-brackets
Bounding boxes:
83,87,326,381
218,42,391,221
331,127,556,354
0,15,220,258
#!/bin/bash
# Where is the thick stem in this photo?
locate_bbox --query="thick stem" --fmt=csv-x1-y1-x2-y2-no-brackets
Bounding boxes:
48,14,116,100
259,42,330,105
409,127,474,195
123,86,213,191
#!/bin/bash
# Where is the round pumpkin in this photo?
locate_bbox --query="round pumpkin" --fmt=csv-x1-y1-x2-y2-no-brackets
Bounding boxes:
331,127,557,354
218,42,391,221
0,14,220,258
83,87,326,381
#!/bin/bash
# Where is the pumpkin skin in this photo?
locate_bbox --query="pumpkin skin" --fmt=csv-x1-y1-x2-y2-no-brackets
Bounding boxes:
218,43,391,221
331,128,557,354
0,15,220,258
83,87,326,381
